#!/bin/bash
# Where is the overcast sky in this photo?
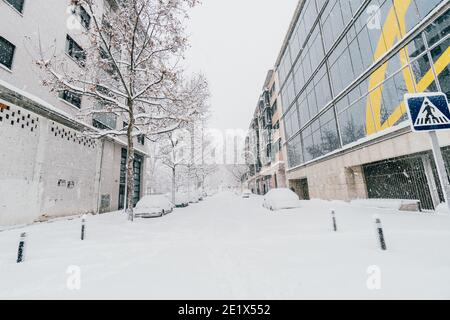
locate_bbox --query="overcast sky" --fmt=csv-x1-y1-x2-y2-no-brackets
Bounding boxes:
184,0,299,131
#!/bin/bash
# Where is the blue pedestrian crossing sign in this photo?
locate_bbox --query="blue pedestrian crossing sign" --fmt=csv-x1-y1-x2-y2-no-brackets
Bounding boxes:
405,92,450,132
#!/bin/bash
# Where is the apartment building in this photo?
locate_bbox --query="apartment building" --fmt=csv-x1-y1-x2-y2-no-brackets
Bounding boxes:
273,0,449,208
244,70,287,195
0,0,147,225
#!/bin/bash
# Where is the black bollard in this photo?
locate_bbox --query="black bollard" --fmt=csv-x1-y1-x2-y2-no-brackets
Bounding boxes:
17,232,26,263
374,215,387,251
81,215,86,240
331,210,338,232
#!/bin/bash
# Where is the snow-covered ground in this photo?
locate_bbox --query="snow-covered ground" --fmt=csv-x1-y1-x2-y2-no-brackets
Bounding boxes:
1,192,450,300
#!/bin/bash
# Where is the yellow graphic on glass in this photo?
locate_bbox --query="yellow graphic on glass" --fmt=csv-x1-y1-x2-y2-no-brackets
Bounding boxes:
366,0,450,135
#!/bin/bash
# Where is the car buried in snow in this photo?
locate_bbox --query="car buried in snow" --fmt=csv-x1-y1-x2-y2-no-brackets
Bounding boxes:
242,189,252,198
189,190,201,203
134,195,175,218
175,192,189,208
263,188,301,211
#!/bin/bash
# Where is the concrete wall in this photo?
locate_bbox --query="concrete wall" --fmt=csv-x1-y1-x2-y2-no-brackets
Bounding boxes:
286,128,450,201
0,101,41,225
0,98,131,225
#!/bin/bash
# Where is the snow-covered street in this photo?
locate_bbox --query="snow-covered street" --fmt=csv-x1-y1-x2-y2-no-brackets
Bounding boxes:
1,192,450,300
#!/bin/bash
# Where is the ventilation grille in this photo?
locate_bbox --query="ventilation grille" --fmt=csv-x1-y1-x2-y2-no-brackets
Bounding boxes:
0,102,97,149
50,122,97,149
0,103,39,133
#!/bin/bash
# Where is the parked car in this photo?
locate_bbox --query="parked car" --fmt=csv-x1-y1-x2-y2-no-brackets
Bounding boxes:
134,195,174,218
189,190,201,203
175,192,189,208
263,188,300,211
242,189,252,198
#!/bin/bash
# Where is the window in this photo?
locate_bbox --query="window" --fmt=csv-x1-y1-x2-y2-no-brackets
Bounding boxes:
302,109,339,162
93,86,117,129
424,9,449,47
59,90,82,109
414,0,443,19
5,0,24,13
0,36,15,69
93,111,116,130
287,134,302,168
431,37,450,100
78,6,91,29
93,119,110,130
269,83,276,99
338,97,367,146
137,134,145,146
272,101,278,114
321,0,345,52
273,120,280,130
65,35,86,65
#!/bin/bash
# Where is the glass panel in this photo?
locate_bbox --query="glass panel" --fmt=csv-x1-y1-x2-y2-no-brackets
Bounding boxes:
424,8,450,47
414,0,443,19
321,0,345,52
302,109,339,161
6,0,24,13
338,97,367,145
298,92,310,128
393,0,421,36
0,37,15,69
430,37,450,100
314,65,332,111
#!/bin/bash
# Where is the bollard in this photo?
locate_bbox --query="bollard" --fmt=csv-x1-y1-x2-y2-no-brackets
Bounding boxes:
331,210,338,232
127,209,134,222
17,232,27,263
81,214,86,240
374,215,387,251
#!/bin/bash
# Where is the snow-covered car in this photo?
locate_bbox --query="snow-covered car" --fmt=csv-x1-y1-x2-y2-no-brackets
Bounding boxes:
175,192,189,208
242,189,252,198
134,195,174,218
189,191,201,203
263,188,300,211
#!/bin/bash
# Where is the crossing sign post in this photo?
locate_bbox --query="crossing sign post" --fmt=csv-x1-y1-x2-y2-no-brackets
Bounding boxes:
405,92,450,212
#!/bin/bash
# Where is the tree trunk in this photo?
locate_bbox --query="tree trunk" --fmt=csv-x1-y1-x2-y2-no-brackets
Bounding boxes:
172,167,176,204
126,101,135,221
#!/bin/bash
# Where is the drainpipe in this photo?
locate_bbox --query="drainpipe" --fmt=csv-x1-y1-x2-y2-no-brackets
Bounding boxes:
96,138,106,214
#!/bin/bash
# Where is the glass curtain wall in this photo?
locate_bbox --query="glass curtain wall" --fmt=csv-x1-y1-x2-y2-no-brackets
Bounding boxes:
279,0,449,169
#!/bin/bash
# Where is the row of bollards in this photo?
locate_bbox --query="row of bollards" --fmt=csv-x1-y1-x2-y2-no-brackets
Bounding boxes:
330,210,387,251
16,214,88,263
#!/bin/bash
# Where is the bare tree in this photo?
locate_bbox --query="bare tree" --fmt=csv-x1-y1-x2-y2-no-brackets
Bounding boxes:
35,0,199,220
159,131,187,204
227,164,248,185
156,74,210,203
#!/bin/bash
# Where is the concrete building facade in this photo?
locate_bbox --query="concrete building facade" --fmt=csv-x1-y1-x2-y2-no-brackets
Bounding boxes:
272,0,450,209
0,0,147,225
244,70,287,194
